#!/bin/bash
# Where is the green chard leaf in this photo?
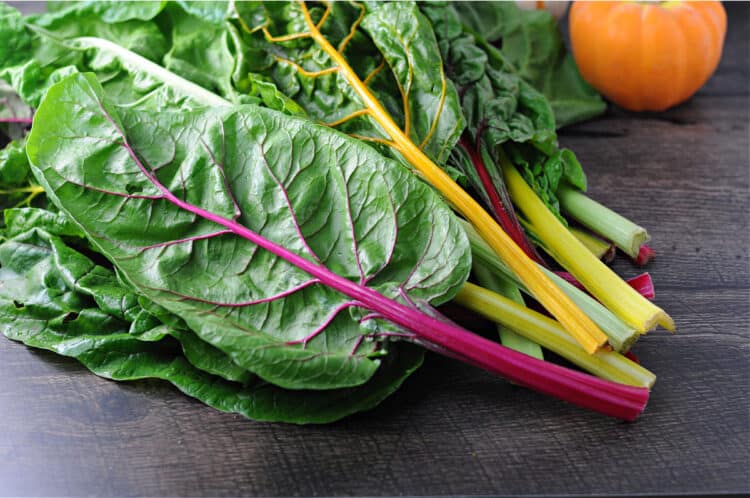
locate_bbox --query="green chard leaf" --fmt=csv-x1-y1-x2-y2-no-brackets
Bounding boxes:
0,139,31,187
0,2,305,115
27,73,470,391
422,3,586,222
0,222,423,423
456,1,606,128
360,2,465,163
423,3,556,153
160,3,244,103
0,218,257,385
0,2,175,108
174,1,231,25
45,2,166,23
231,0,464,167
27,1,168,62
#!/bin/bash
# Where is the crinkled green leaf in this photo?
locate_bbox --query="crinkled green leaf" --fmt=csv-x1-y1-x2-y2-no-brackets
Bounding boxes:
0,2,180,108
0,4,171,109
29,233,253,384
423,3,555,154
45,1,166,23
0,4,65,107
2,226,252,384
237,74,307,117
2,1,462,162
360,2,464,163
423,3,586,220
231,0,464,166
0,3,34,68
27,2,168,62
175,1,230,25
27,73,470,391
0,138,48,213
3,314,424,424
161,5,239,102
0,224,423,423
0,3,306,117
157,3,302,114
457,1,605,128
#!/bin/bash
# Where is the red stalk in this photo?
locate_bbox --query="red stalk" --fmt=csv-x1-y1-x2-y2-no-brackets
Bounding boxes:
458,134,544,265
634,244,656,266
555,271,655,300
625,273,655,300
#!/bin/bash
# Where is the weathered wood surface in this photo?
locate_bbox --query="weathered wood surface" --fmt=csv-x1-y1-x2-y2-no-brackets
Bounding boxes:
0,2,748,496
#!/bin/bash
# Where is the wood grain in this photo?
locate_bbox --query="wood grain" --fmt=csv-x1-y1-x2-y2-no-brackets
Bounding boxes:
0,2,748,496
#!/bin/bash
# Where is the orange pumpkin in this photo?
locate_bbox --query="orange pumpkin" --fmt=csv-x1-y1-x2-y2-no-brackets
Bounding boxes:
569,1,727,112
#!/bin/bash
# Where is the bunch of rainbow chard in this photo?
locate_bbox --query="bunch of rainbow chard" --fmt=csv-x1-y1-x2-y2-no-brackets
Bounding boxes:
0,1,672,423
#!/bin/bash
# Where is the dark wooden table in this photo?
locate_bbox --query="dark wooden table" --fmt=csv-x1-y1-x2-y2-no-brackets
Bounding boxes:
1,2,748,497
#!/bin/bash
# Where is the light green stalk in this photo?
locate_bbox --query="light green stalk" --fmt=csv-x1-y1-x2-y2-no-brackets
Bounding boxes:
558,183,649,259
473,264,543,360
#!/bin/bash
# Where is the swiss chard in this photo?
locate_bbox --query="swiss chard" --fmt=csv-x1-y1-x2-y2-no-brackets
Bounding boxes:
500,152,673,333
423,2,585,223
26,73,650,419
227,0,610,354
454,283,656,389
28,1,168,62
448,2,654,261
2,0,613,353
0,1,675,423
460,219,641,353
0,138,45,211
557,182,651,260
424,1,554,262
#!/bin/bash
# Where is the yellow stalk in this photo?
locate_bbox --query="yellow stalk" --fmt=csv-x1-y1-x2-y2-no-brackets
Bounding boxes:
299,2,608,353
455,283,656,388
500,154,674,333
